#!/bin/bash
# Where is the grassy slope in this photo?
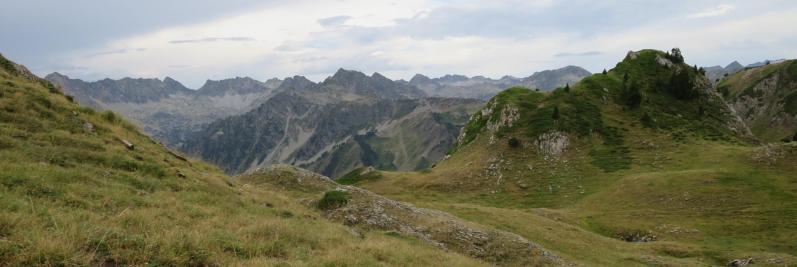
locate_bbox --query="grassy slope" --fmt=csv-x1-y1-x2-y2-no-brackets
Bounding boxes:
356,50,797,266
717,60,797,142
0,55,485,266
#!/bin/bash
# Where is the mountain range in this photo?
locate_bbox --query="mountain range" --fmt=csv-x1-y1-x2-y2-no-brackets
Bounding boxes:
408,66,591,99
3,48,797,266
46,73,282,146
48,66,588,177
182,69,482,177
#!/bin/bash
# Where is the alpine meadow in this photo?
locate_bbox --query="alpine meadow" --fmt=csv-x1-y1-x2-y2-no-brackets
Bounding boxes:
1,1,796,266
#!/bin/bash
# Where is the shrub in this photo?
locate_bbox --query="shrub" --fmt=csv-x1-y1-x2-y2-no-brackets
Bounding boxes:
507,137,521,148
101,111,120,124
318,191,348,210
641,112,655,128
667,70,698,100
552,106,560,120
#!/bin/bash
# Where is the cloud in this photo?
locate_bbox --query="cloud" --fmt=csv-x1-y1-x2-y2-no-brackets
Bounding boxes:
169,37,255,44
554,51,603,57
318,15,351,27
53,1,797,87
85,48,147,58
688,4,734,18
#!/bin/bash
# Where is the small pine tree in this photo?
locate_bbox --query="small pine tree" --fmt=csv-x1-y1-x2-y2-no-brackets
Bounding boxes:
508,137,521,148
624,79,642,108
552,106,560,120
602,69,607,75
564,83,570,93
698,105,704,117
669,48,684,63
641,112,655,128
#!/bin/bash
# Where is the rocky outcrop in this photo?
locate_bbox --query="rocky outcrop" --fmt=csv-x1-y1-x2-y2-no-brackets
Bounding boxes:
484,103,520,144
534,131,569,158
242,165,567,266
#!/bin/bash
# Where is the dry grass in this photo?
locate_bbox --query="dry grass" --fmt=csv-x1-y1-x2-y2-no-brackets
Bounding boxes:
0,61,485,266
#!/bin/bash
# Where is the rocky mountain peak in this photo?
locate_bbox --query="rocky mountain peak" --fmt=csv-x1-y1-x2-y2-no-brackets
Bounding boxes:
197,76,272,96
409,74,432,84
280,75,316,91
725,61,743,72
438,74,469,83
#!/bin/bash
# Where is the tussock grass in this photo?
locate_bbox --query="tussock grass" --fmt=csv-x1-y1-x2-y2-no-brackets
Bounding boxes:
0,58,485,266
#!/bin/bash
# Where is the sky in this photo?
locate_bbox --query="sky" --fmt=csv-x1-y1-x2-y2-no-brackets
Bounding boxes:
1,0,796,88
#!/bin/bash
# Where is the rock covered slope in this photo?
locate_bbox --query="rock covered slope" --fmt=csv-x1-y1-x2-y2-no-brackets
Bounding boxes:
353,49,797,266
46,73,282,147
239,165,567,266
409,66,591,100
184,69,482,178
718,59,797,142
0,53,491,266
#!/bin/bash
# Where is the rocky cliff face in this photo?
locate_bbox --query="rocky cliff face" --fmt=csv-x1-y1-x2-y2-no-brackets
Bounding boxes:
409,66,591,100
46,73,281,146
183,70,482,178
719,60,797,142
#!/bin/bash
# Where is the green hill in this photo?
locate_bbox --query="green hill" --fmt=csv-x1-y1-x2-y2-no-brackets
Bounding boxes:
0,54,486,266
718,60,797,142
355,49,797,266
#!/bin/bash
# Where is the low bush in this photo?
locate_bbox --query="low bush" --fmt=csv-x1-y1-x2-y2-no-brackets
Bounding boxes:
318,191,348,210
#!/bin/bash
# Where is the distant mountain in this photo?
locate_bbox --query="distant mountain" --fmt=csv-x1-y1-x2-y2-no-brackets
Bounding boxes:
704,61,744,84
47,73,281,146
408,66,591,100
183,69,481,178
745,59,789,68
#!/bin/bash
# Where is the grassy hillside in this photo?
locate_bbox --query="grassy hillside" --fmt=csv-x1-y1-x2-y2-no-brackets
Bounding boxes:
718,60,797,142
355,50,797,266
0,54,485,266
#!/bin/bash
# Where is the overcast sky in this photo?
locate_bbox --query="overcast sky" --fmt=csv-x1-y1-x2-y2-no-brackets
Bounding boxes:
1,0,796,88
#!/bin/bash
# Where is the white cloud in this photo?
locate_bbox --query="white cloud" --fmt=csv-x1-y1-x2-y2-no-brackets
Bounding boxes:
56,1,796,87
688,4,735,18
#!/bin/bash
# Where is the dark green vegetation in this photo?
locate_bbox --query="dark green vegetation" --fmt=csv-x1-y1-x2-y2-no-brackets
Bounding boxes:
0,54,487,266
357,50,797,266
337,167,384,185
317,191,349,210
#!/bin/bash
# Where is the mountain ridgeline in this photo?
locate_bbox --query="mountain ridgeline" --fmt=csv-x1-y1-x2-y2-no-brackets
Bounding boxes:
409,66,591,99
49,66,589,178
182,69,481,177
46,73,282,147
